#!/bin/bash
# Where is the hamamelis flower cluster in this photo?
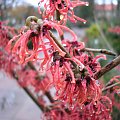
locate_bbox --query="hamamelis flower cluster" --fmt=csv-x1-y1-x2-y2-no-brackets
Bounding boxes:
47,41,106,105
0,21,16,47
43,96,112,120
0,21,51,95
7,17,77,65
0,21,18,75
4,0,116,119
38,0,88,24
105,76,120,110
6,19,105,105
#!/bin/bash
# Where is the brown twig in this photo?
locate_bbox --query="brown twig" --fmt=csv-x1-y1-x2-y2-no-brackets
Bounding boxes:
0,48,50,111
56,10,64,40
4,30,55,104
0,33,54,113
49,31,78,68
49,31,120,80
12,71,50,112
5,33,55,104
81,48,116,56
23,88,50,112
49,31,70,58
56,10,61,21
94,55,120,80
27,62,54,103
102,81,120,92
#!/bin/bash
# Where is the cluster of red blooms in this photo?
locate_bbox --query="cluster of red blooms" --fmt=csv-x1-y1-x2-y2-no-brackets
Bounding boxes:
49,41,107,104
38,0,88,24
43,96,112,120
6,17,106,104
1,0,120,119
105,76,120,110
0,21,51,95
0,21,18,75
0,21,16,47
7,18,77,64
108,26,120,35
6,22,112,119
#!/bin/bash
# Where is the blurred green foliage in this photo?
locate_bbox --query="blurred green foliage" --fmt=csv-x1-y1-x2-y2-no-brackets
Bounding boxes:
86,24,100,39
107,33,120,54
86,21,120,120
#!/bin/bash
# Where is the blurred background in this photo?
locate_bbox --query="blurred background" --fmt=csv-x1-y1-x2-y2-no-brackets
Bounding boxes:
0,0,120,120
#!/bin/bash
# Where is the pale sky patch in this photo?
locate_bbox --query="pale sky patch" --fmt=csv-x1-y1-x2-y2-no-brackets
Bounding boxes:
24,0,118,7
25,0,40,7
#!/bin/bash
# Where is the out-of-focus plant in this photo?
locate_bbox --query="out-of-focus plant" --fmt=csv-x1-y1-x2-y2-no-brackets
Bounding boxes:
106,26,120,55
86,24,100,39
108,26,120,35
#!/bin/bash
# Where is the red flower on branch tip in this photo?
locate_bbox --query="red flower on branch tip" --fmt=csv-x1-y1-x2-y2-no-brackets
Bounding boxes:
44,96,112,120
46,41,107,105
38,0,88,24
6,17,77,68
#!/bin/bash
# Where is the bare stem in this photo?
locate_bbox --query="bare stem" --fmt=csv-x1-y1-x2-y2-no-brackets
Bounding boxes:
4,31,54,103
81,48,116,56
56,10,61,21
49,31,78,68
4,30,54,108
27,62,54,103
49,31,70,58
102,81,120,92
56,10,64,40
23,88,50,112
94,55,120,80
12,71,50,112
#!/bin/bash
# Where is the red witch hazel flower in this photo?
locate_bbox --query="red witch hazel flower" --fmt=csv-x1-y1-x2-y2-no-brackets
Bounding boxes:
104,76,120,110
6,16,77,67
6,14,112,114
81,96,112,120
43,96,112,120
0,21,53,96
6,18,107,106
5,0,116,118
38,0,88,24
0,21,13,47
17,69,37,87
46,41,107,105
0,21,19,76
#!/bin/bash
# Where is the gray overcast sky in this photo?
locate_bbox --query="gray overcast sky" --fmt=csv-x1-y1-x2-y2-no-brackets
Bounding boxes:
95,0,117,4
25,0,118,6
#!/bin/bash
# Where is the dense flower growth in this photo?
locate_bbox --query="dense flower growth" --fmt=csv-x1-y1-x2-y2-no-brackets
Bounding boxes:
105,76,120,110
38,0,88,24
5,18,112,119
0,21,16,47
43,96,112,120
48,41,107,105
6,18,78,65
